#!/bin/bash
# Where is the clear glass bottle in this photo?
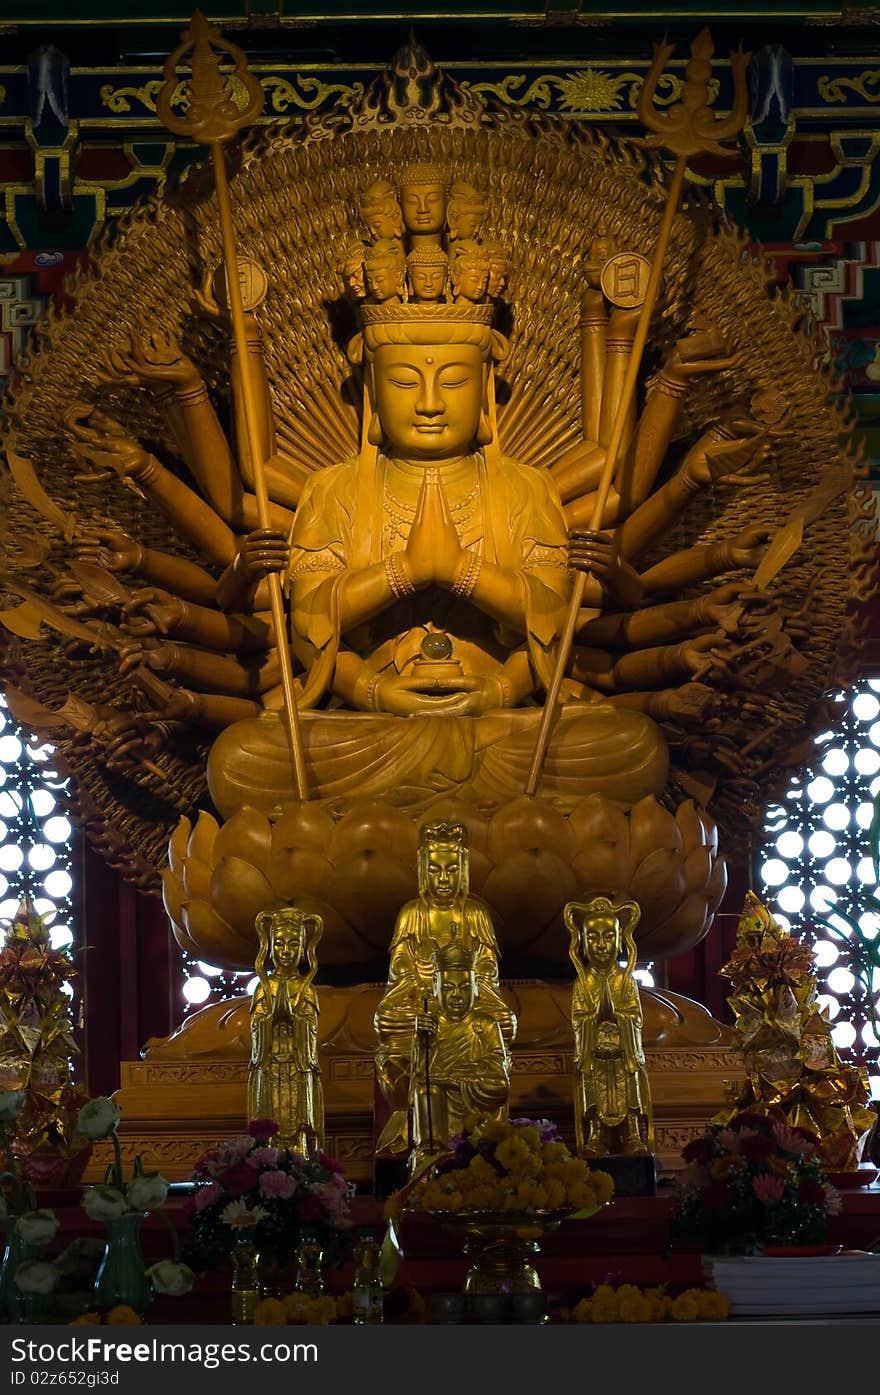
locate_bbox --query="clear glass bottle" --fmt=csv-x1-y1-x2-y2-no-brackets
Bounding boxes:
352,1231,384,1325
293,1229,325,1297
231,1238,260,1325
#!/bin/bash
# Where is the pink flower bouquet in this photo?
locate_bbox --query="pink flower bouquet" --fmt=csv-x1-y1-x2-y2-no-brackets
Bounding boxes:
183,1121,353,1272
669,1109,841,1255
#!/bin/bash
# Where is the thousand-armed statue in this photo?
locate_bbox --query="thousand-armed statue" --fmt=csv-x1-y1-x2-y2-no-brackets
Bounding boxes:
0,21,876,982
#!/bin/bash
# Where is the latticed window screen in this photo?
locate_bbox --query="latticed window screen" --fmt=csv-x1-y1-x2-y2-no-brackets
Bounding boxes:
0,695,76,996
758,679,880,1097
181,959,255,1013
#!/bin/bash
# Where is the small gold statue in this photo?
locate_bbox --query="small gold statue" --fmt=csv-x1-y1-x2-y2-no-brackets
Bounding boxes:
375,821,515,1155
409,940,511,1166
566,895,653,1157
248,906,324,1154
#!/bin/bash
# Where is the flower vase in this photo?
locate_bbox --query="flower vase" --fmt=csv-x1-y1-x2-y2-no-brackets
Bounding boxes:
0,1219,49,1324
93,1212,152,1317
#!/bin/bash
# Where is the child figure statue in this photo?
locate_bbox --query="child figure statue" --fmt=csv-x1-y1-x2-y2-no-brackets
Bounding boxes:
248,906,324,1154
409,940,511,1169
566,895,653,1158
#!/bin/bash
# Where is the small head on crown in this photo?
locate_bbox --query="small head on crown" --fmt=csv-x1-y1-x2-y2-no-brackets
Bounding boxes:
398,162,448,239
348,166,510,462
406,244,449,302
450,240,490,304
364,238,406,303
447,181,487,242
359,179,404,242
418,821,469,905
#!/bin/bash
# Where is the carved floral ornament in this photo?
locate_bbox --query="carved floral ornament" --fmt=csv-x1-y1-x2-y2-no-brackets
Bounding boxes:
97,66,708,121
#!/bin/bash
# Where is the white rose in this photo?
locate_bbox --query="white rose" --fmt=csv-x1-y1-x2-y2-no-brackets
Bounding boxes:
76,1097,121,1140
0,1090,26,1122
15,1209,59,1246
147,1260,194,1297
127,1173,169,1212
14,1261,59,1295
82,1185,129,1222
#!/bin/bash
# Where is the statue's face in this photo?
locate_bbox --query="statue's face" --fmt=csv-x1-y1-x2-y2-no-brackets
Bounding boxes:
583,915,620,970
450,205,483,240
487,258,508,298
361,185,403,241
423,846,462,905
374,343,483,461
401,183,447,235
271,921,304,973
365,261,402,302
454,258,489,303
435,967,475,1021
408,261,447,302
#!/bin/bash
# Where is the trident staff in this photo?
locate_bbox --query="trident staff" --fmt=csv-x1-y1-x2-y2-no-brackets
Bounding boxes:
156,10,309,801
526,29,749,797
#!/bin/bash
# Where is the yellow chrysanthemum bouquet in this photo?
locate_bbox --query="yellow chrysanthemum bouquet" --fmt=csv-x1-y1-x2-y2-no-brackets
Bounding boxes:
409,1116,614,1217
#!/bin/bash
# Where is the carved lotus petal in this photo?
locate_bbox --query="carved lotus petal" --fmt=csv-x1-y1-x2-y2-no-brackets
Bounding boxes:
328,851,418,952
182,897,255,970
629,845,687,922
209,856,274,944
271,803,336,856
331,802,418,865
265,846,336,904
482,848,578,947
567,795,631,862
464,844,492,895
167,816,191,875
181,853,213,903
186,810,218,865
676,799,711,851
487,796,575,866
213,804,272,872
161,866,187,938
704,855,728,910
640,891,713,959
571,843,633,898
629,796,682,867
682,842,714,896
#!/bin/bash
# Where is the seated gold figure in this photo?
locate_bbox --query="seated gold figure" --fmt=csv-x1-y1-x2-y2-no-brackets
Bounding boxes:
375,820,515,1155
205,161,670,820
248,906,324,1154
409,940,511,1168
566,895,653,1157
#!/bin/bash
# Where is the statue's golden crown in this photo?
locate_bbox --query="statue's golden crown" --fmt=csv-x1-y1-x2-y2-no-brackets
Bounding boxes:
344,162,507,345
419,821,467,851
433,940,476,973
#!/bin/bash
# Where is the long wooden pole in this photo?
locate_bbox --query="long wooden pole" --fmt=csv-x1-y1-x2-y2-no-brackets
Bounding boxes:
525,154,687,798
156,11,308,800
210,144,309,801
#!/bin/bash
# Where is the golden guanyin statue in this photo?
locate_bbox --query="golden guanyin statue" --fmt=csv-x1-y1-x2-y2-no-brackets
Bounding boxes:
408,940,511,1166
375,821,514,1155
202,155,675,825
248,906,324,1154
0,28,875,984
567,896,653,1157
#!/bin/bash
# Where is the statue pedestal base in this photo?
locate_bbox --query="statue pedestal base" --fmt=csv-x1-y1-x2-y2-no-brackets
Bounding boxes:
586,1155,657,1197
88,983,742,1183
